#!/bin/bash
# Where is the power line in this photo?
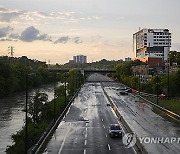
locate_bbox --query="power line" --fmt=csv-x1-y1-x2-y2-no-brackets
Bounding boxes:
8,46,15,57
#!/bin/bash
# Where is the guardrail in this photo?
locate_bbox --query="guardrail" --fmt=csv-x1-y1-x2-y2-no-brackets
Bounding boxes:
29,85,83,154
133,93,180,122
101,84,148,154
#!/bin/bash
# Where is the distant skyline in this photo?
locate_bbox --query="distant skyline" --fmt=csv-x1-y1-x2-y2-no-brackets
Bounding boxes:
0,0,180,64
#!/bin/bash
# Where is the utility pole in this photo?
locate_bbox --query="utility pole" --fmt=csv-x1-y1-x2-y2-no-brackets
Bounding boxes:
54,73,56,122
138,71,141,96
167,55,170,100
25,75,28,154
64,73,67,105
156,75,159,105
8,46,15,57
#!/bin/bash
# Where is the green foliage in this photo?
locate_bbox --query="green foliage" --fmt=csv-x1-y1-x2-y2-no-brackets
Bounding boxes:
114,60,144,88
169,51,180,65
29,91,48,123
55,85,66,97
67,69,84,95
0,56,54,98
6,70,82,153
6,121,48,154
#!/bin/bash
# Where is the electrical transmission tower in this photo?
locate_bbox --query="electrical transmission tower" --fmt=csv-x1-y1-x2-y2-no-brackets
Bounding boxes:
8,46,15,57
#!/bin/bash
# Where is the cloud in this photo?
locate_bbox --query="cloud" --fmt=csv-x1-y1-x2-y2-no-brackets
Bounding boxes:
0,26,13,37
9,33,19,39
0,25,82,44
0,5,101,26
73,37,83,44
54,36,70,44
19,26,51,42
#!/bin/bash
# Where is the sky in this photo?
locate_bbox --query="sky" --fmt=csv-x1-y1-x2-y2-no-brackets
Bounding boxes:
0,0,180,64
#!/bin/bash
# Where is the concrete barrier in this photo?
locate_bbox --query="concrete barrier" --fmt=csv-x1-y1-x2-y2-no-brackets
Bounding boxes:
101,84,148,154
30,85,83,154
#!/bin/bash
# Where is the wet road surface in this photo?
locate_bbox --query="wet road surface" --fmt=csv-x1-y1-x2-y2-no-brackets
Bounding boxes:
103,82,180,154
44,81,135,154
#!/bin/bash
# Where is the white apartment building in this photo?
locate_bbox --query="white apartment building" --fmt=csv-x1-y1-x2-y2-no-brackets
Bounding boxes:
73,55,87,63
133,29,171,60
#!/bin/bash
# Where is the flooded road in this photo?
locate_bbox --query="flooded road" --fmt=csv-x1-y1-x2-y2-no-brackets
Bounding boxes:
0,83,57,153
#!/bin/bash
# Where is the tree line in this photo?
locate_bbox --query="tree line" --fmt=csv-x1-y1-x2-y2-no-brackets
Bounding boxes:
113,59,180,97
0,56,54,98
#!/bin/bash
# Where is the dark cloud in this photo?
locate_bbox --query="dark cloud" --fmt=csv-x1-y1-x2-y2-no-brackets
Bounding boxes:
54,36,70,44
0,12,22,22
19,26,51,42
73,37,83,44
0,26,13,38
9,33,20,39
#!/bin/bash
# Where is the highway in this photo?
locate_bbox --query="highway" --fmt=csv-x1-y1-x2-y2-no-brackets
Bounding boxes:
102,82,180,154
44,73,180,154
43,74,135,154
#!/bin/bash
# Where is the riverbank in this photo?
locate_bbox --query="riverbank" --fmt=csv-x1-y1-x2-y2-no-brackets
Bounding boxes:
0,83,56,153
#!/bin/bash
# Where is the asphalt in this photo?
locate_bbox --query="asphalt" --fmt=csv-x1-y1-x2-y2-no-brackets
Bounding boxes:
102,82,180,154
43,77,135,154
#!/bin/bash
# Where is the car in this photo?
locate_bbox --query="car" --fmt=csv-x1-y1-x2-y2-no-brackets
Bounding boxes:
109,124,122,138
159,94,168,99
125,88,132,93
107,103,111,106
119,91,128,95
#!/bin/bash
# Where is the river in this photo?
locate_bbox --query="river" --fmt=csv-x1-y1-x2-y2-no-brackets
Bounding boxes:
0,83,57,153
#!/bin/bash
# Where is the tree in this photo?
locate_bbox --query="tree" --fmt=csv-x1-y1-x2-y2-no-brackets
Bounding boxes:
29,91,48,123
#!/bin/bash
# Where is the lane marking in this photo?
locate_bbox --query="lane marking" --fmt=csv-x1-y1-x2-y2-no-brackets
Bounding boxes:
102,118,104,122
84,140,87,145
103,125,105,128
58,123,71,154
86,123,88,126
107,144,111,150
105,134,107,138
85,133,87,138
86,127,88,132
84,149,86,154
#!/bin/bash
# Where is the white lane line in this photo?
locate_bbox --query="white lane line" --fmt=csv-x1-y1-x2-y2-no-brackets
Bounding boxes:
58,123,71,154
103,124,105,128
85,133,87,138
86,123,88,126
84,140,87,145
105,134,107,138
102,118,104,122
107,144,111,150
84,149,86,154
86,127,88,132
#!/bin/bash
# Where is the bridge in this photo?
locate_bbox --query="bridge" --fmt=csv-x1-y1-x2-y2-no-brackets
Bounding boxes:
48,68,116,74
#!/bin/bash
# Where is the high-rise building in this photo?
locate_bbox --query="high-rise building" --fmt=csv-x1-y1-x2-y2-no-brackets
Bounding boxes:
73,55,87,63
133,29,171,61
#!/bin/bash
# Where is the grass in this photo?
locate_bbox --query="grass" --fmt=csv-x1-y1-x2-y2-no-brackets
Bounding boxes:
143,96,180,115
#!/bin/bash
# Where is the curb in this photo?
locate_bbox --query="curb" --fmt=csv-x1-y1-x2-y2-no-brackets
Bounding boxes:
101,84,148,154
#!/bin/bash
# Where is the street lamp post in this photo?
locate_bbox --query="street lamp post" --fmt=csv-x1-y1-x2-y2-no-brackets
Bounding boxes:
53,73,56,122
64,73,67,105
138,72,141,96
25,73,36,154
167,59,170,100
156,75,159,105
25,75,28,154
